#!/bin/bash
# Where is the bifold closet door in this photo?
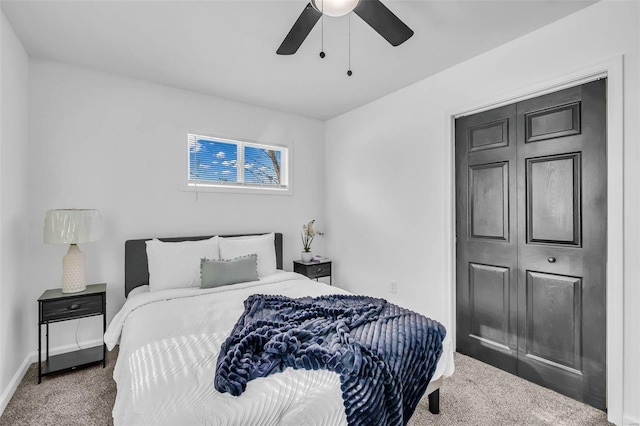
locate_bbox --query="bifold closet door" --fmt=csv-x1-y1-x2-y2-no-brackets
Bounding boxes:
456,79,607,410
455,103,519,375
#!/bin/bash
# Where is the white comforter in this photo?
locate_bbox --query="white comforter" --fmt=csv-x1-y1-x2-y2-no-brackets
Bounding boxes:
105,271,454,426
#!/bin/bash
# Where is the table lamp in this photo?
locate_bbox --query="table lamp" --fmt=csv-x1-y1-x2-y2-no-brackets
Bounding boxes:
44,209,103,293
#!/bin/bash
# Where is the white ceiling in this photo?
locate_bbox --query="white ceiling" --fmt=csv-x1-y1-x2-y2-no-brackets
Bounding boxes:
1,0,596,120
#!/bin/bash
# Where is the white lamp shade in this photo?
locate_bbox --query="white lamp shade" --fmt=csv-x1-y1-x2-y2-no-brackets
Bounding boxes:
311,0,360,17
44,209,103,244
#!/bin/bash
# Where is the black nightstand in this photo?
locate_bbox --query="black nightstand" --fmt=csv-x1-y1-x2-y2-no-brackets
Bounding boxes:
293,260,332,285
37,283,107,383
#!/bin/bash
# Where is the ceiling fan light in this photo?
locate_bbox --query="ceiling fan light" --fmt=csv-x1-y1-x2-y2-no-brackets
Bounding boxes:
311,0,360,17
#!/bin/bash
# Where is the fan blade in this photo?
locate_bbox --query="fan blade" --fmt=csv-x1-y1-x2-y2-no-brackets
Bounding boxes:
277,3,322,55
353,0,413,46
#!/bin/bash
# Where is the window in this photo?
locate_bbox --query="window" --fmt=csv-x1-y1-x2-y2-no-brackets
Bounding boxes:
187,133,290,194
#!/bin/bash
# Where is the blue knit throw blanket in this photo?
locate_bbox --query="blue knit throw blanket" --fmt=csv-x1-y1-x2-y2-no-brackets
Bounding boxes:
215,294,446,426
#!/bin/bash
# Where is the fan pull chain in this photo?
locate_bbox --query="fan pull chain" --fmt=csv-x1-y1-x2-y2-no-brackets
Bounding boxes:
347,13,353,76
320,1,326,58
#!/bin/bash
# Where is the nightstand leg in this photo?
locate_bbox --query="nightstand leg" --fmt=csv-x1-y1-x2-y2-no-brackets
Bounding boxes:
45,323,49,359
102,298,106,368
38,324,42,384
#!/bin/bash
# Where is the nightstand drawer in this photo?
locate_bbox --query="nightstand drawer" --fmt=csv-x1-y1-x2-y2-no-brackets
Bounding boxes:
41,295,103,322
306,263,332,279
293,260,332,285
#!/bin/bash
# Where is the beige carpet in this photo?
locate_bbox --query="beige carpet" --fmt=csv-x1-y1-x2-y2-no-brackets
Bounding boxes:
1,350,610,426
0,347,118,426
408,354,610,426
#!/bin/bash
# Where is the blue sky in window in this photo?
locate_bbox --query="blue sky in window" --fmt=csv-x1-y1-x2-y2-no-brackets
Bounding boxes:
189,138,281,185
190,139,237,182
245,146,281,185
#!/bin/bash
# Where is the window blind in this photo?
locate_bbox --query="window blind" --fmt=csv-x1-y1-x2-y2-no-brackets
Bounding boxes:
188,133,289,191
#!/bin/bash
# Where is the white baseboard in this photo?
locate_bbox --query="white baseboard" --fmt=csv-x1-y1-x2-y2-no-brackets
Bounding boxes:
624,414,640,426
0,338,104,417
0,352,32,417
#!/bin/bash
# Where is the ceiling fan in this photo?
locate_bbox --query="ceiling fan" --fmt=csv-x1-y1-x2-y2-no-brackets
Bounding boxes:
276,0,414,55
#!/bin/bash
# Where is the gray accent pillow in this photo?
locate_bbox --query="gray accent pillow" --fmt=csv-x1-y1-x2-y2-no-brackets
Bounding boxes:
200,254,259,288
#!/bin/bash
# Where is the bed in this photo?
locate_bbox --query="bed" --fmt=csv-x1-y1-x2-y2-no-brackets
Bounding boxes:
105,232,454,425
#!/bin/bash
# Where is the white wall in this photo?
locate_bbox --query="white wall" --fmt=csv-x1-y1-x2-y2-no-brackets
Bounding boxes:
325,1,639,424
2,0,638,422
27,60,326,351
0,11,30,414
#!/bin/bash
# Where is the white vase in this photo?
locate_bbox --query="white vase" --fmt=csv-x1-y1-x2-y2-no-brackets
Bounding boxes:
301,251,313,262
62,244,87,293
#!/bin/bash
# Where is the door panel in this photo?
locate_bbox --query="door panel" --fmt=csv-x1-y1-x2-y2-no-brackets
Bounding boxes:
456,79,607,410
469,263,511,349
525,271,582,373
526,153,581,245
469,119,510,152
469,162,509,240
525,101,581,143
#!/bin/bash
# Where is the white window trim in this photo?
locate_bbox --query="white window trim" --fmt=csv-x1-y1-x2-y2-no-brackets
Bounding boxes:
183,133,293,196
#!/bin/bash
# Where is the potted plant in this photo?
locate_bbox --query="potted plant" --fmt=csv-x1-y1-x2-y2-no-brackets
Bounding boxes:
301,219,323,262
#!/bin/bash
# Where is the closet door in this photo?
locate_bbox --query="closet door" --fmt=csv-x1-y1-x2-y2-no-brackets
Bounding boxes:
455,79,607,410
515,79,606,409
455,104,518,374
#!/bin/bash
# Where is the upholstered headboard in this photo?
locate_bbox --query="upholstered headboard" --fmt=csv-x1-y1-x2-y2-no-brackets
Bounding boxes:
124,233,283,297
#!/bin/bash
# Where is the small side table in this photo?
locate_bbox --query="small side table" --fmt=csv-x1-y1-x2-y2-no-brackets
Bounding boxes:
37,283,107,383
293,260,332,285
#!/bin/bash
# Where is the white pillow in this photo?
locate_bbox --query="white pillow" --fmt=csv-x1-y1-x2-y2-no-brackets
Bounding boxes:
146,236,220,291
127,285,150,299
219,233,276,278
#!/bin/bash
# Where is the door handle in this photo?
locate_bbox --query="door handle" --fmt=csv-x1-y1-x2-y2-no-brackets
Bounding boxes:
547,257,557,263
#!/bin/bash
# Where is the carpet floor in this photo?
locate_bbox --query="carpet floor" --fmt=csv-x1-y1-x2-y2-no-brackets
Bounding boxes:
0,349,610,425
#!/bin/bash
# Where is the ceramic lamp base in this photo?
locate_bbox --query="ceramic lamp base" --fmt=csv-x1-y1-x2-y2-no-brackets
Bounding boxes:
62,244,87,293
